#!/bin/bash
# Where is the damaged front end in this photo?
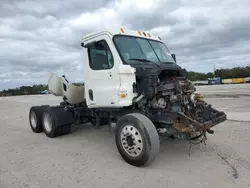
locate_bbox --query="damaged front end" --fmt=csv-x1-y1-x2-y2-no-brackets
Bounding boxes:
151,76,227,140
132,64,227,141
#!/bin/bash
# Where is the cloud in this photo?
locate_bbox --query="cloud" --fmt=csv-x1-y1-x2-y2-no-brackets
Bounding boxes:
0,0,250,90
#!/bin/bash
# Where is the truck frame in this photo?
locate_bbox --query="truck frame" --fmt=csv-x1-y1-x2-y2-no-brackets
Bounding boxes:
29,28,227,167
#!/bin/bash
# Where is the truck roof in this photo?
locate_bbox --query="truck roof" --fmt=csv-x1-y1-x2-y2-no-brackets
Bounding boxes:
82,28,162,42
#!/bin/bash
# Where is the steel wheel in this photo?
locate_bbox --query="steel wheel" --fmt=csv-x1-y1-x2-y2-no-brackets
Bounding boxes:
43,112,52,133
29,106,43,133
120,125,143,157
115,113,160,167
30,110,37,129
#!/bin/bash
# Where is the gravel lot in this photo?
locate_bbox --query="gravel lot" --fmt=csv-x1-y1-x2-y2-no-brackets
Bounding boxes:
0,84,250,188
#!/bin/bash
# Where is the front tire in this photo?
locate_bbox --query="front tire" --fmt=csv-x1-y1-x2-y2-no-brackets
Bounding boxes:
115,113,160,167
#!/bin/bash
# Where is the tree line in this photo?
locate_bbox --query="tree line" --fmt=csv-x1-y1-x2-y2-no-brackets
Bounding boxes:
0,83,84,97
1,65,250,96
188,65,250,81
0,84,48,97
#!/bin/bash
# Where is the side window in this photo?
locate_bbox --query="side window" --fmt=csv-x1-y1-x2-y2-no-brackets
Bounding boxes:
88,40,114,70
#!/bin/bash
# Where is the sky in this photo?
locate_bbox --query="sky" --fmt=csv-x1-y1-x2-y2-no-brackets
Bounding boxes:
1,0,250,90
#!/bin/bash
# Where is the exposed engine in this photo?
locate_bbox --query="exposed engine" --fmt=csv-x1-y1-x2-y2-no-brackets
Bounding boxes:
131,63,226,139
149,74,206,123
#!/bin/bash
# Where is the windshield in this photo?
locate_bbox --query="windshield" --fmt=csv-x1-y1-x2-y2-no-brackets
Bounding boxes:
113,35,175,65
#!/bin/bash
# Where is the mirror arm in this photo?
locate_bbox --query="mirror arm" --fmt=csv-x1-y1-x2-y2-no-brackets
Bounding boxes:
81,41,96,48
171,54,176,63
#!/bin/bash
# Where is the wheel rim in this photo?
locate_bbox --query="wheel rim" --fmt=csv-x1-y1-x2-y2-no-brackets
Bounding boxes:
120,125,143,157
30,111,37,128
43,112,52,132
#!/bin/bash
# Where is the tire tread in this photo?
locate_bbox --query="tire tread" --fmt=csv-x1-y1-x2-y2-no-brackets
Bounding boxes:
115,113,160,167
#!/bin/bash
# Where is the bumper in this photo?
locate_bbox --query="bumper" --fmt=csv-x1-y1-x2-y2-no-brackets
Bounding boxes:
151,107,227,133
172,110,227,133
193,112,227,131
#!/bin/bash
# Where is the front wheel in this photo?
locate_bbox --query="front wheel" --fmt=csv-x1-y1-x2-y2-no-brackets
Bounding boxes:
115,113,160,167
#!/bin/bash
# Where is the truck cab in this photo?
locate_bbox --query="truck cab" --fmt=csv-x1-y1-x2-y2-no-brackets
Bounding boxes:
80,28,181,108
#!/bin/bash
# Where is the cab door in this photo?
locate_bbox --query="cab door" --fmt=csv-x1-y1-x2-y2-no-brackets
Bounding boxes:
83,34,121,108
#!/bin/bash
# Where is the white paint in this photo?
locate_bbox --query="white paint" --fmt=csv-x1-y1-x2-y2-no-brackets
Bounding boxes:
82,28,161,42
47,28,165,107
48,72,85,104
81,28,162,108
82,33,122,108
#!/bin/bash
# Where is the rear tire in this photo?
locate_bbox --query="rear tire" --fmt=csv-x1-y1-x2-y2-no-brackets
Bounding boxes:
41,108,71,138
29,106,43,133
115,113,160,167
42,110,60,138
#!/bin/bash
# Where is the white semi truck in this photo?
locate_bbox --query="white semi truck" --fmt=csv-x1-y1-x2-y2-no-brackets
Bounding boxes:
29,28,227,167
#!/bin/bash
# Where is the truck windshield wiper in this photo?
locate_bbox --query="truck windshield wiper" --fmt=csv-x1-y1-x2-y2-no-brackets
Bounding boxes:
128,58,160,67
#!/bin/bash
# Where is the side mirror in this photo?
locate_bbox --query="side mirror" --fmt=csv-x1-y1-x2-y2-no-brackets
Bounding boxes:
82,41,105,50
171,54,176,63
81,41,96,48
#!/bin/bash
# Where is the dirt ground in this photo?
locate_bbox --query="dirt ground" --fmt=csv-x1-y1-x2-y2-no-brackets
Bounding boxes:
0,84,250,188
